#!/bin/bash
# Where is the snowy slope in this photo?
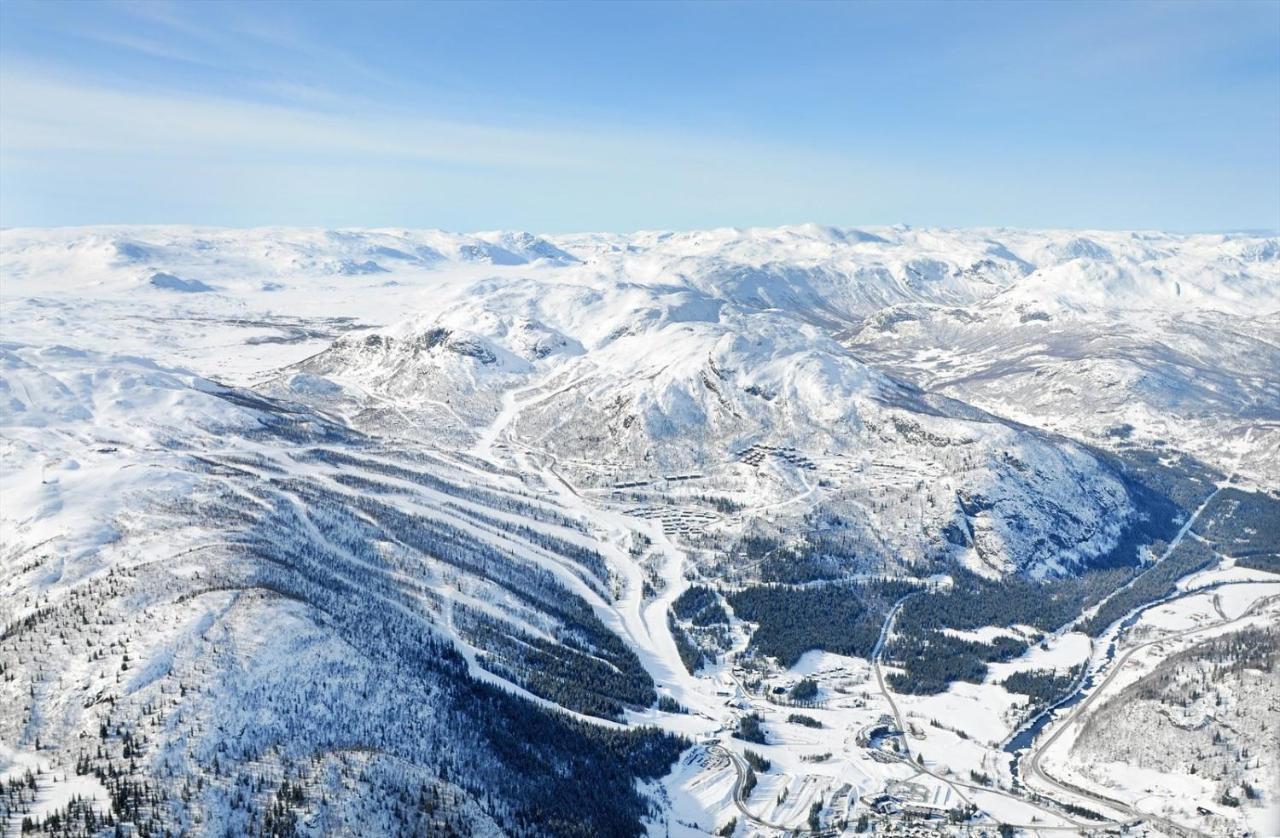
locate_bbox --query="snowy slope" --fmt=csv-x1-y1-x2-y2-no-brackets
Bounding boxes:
2,223,1277,836
0,341,684,835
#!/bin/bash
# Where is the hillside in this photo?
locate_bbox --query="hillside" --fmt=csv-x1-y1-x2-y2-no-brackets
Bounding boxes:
2,224,1277,836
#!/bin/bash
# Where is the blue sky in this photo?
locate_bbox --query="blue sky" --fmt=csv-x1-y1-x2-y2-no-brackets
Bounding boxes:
1,0,1277,232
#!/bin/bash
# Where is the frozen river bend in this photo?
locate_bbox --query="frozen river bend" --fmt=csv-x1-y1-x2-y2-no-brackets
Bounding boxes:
2,225,1278,836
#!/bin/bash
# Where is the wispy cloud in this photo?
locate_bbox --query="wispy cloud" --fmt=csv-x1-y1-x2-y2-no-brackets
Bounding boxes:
0,71,583,169
0,67,877,178
0,60,932,231
1,1,1273,231
71,29,208,65
104,0,403,91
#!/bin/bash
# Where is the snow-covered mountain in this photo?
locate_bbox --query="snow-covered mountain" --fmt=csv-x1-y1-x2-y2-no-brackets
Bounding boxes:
2,225,1277,836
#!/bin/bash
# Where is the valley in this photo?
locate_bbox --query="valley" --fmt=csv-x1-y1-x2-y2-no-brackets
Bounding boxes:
1,225,1276,837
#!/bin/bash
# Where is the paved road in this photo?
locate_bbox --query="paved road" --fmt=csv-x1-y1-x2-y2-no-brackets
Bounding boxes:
707,744,830,834
1022,590,1279,838
1074,427,1253,635
868,594,1116,832
869,593,916,758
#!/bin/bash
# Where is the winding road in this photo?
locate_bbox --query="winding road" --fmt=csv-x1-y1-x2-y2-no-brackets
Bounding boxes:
1073,427,1253,634
867,594,1119,833
468,374,1272,836
869,592,916,759
1021,590,1279,838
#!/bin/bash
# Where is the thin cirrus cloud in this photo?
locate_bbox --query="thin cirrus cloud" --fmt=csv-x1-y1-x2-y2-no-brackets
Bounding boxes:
0,0,1276,232
1,72,590,167
0,69,916,231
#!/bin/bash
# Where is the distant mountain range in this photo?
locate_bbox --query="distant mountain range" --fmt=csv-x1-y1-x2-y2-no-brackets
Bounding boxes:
2,225,1276,836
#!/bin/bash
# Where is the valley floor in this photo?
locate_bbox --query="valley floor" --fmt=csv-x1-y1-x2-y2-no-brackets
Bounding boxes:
3,225,1278,837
